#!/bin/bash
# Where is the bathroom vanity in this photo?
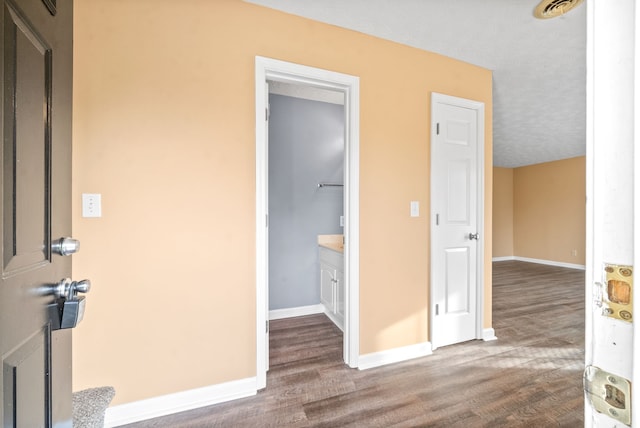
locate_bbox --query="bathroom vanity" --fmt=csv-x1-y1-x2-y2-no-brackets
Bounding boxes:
318,235,344,331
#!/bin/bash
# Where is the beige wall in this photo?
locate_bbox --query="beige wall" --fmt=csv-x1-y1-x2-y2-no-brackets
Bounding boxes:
513,156,586,264
493,167,514,258
72,0,493,405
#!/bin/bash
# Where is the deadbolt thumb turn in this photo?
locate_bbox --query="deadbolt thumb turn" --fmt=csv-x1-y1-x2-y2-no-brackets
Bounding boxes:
469,232,479,240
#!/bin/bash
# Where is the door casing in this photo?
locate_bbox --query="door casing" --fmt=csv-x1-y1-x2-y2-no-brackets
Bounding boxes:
430,92,486,350
255,56,360,389
584,1,638,425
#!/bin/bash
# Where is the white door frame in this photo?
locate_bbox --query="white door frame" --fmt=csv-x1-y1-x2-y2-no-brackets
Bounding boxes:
584,1,638,425
430,92,486,350
255,56,360,389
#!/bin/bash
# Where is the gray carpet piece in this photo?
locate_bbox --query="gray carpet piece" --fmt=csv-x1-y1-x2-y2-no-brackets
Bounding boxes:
72,386,115,428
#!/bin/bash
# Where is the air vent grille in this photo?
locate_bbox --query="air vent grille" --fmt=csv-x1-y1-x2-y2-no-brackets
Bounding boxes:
534,0,584,19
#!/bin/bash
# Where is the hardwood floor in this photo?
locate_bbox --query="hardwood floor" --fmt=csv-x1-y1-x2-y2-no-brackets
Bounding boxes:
122,261,585,427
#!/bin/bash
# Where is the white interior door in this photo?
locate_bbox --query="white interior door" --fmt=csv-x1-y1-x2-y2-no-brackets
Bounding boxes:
431,93,484,350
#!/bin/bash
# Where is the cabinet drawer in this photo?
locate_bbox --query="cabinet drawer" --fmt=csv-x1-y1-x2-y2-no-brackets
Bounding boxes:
319,246,343,267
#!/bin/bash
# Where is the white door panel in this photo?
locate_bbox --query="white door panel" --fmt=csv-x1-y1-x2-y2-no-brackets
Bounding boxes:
446,160,471,224
431,93,484,350
444,247,471,314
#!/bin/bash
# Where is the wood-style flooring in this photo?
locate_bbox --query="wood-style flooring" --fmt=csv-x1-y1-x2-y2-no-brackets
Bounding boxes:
122,261,585,427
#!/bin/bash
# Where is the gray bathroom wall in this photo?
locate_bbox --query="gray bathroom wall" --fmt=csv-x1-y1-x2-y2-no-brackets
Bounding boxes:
269,94,344,310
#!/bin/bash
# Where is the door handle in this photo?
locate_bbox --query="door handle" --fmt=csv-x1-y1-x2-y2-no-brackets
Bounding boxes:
49,278,91,299
468,232,479,240
47,278,92,330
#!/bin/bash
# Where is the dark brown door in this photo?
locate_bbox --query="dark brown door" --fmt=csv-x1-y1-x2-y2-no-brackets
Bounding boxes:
1,0,74,426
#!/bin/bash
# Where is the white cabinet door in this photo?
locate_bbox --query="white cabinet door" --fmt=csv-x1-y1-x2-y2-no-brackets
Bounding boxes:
320,263,335,312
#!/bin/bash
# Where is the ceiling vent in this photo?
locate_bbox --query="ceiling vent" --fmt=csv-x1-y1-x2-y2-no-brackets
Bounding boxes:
534,0,584,19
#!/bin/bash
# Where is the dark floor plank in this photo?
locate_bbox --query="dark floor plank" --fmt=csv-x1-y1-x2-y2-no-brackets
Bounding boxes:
121,261,585,427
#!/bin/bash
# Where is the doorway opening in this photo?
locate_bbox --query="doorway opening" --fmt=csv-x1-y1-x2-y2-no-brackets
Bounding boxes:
255,57,360,389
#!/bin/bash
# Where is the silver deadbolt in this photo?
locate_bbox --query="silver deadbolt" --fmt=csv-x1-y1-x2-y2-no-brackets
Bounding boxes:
468,233,479,240
52,237,80,256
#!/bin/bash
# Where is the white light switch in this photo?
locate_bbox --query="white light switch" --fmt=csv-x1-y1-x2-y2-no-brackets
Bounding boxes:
82,193,102,218
410,201,420,217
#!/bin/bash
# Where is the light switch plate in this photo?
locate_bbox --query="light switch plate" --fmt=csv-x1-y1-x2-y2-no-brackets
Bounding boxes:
82,193,102,218
410,201,420,217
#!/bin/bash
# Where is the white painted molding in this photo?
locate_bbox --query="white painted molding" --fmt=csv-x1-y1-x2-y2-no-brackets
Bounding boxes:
269,304,324,320
358,342,432,371
255,56,361,383
491,256,515,262
482,328,497,341
269,81,344,105
493,256,585,270
104,377,256,427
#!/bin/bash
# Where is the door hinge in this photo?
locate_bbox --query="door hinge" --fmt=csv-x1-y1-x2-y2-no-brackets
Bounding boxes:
266,214,269,228
266,320,269,333
436,123,440,135
265,105,270,121
436,213,439,226
435,304,439,315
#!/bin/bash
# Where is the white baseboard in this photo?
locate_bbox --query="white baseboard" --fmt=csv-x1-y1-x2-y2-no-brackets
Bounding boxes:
482,328,497,341
358,341,432,371
269,304,324,320
104,377,257,427
493,256,585,270
492,256,515,262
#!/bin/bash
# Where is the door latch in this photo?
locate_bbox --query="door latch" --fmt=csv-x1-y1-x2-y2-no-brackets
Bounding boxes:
584,365,631,426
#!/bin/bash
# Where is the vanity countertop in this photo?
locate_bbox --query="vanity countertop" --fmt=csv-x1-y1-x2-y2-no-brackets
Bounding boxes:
318,234,343,253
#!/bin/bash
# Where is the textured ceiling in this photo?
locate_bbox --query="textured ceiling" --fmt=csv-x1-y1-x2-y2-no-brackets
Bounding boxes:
246,0,586,168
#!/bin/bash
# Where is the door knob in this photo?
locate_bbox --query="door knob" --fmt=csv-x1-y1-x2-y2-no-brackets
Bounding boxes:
468,232,479,240
47,279,91,330
52,237,80,256
49,278,91,299
72,279,91,294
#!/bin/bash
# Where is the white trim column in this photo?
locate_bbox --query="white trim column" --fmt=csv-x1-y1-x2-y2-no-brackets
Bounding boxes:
585,1,636,426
